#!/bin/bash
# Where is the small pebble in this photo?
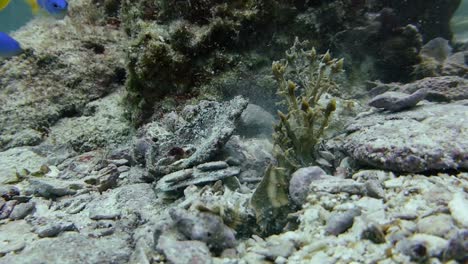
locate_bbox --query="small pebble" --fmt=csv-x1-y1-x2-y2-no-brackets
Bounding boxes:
9,202,35,220
0,241,25,255
89,212,121,220
197,161,228,171
0,200,18,219
117,165,130,173
443,230,468,262
326,208,361,236
108,159,129,166
36,224,63,238
448,192,468,228
362,223,386,244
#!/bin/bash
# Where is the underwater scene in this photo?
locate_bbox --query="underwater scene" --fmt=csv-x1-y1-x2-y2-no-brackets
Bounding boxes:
0,0,467,263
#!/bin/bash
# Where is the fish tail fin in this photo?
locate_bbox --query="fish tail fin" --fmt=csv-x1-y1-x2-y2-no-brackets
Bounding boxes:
0,0,12,11
25,0,40,14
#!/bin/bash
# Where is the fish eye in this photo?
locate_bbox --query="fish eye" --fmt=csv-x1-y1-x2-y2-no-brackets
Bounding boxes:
53,3,59,8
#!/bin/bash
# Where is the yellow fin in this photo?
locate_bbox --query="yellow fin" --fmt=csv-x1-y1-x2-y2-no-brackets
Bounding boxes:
25,0,40,14
0,0,11,11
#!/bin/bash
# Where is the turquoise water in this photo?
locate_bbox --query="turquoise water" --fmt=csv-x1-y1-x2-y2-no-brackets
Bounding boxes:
0,1,34,33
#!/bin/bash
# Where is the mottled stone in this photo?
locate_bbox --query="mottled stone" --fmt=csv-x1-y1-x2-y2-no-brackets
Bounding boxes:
326,208,361,236
0,241,25,255
169,209,237,253
368,88,428,112
289,166,327,205
449,192,468,228
443,230,468,262
157,235,213,264
402,76,468,102
142,96,248,178
344,101,468,172
196,161,228,172
9,202,35,220
417,214,456,238
27,178,83,198
0,200,17,219
155,166,240,192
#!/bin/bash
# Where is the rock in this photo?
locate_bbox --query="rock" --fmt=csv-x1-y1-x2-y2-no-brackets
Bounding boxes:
0,232,132,264
364,181,386,199
289,166,327,205
442,51,468,77
107,159,129,166
417,214,456,238
0,185,20,200
309,177,367,195
325,208,361,236
0,241,25,256
343,101,468,172
238,104,275,137
0,200,17,219
368,88,428,112
252,237,296,259
169,209,237,254
89,212,121,221
448,192,468,228
361,223,386,244
443,230,468,262
27,178,83,198
85,164,120,192
196,161,228,172
155,166,240,192
35,222,76,238
396,239,430,262
156,235,213,264
0,147,48,184
410,234,449,257
44,93,131,153
9,202,35,220
401,76,468,102
140,96,248,178
223,136,274,176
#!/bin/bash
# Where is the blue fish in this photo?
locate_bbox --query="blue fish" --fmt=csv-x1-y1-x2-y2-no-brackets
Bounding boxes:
0,0,69,58
26,0,69,19
0,32,22,58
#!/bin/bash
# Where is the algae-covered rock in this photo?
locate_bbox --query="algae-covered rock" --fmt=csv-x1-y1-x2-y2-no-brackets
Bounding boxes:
344,101,468,172
135,96,248,179
0,1,127,152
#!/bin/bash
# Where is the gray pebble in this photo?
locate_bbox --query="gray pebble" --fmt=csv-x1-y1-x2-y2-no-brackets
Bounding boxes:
0,186,20,200
417,214,456,238
254,240,295,259
117,165,130,173
326,208,361,236
108,159,129,166
362,223,386,244
89,212,121,220
36,222,76,238
289,166,327,205
0,200,18,219
368,88,428,112
9,202,35,220
396,239,429,262
443,230,468,262
0,241,25,255
36,224,64,238
365,181,385,199
197,161,228,171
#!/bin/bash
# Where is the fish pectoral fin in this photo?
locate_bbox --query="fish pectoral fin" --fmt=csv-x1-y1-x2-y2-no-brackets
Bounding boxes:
0,0,12,11
25,0,40,14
